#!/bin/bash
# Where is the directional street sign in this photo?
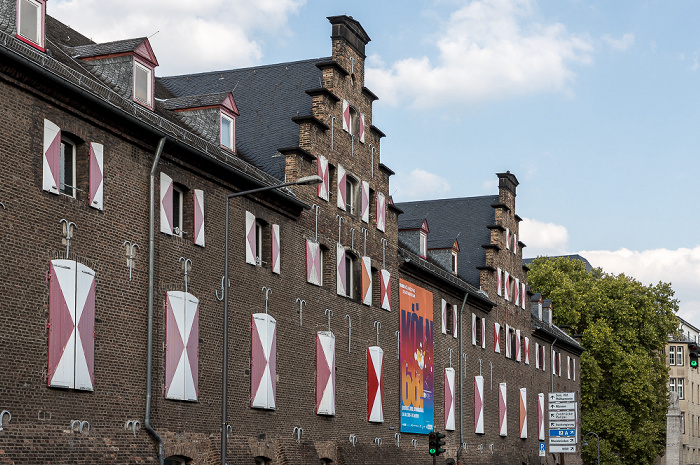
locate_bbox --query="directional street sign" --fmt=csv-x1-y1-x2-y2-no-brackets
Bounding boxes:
548,410,576,420
548,393,577,454
549,429,576,437
550,437,577,445
550,445,577,453
549,421,576,429
549,402,576,410
549,392,575,402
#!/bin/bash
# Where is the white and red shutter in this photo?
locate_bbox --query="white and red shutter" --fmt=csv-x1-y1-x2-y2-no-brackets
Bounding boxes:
481,318,486,349
541,345,546,372
342,100,350,132
43,119,61,194
445,367,455,431
337,165,347,211
251,313,277,410
513,232,518,254
360,180,369,223
567,356,571,379
441,299,447,334
359,112,365,143
494,323,501,353
160,172,174,235
376,192,386,232
515,329,521,362
524,337,530,365
521,282,527,309
361,256,372,305
514,278,520,306
317,155,329,201
505,324,511,358
538,393,545,440
245,211,257,265
535,343,540,368
552,349,556,375
316,331,336,415
453,304,458,339
573,359,576,381
380,270,391,311
505,228,511,250
471,313,476,345
88,142,104,210
74,262,96,391
519,388,527,438
336,243,346,296
368,346,384,422
306,239,321,285
164,291,199,401
498,382,507,436
504,271,510,300
193,189,205,247
271,224,280,274
497,268,502,296
475,375,484,434
559,353,562,377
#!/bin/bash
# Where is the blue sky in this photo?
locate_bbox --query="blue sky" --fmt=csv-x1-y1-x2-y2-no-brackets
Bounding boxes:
50,0,700,321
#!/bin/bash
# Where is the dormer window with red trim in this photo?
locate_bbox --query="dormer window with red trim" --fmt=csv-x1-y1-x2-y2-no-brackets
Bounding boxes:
133,59,153,108
220,112,235,151
16,0,46,51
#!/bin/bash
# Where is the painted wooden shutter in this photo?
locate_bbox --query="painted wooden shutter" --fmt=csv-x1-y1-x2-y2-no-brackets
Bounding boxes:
552,349,556,375
513,232,518,254
471,313,476,345
535,343,540,368
251,313,276,410
359,112,365,143
504,271,510,300
567,356,571,379
342,99,350,132
559,353,562,376
516,329,521,362
160,172,174,235
193,189,205,247
475,376,484,434
514,278,520,306
316,331,336,415
481,318,486,349
497,268,502,296
494,323,501,353
538,393,545,440
505,228,511,250
519,388,527,438
245,211,257,265
541,345,545,371
336,243,347,296
368,346,384,422
164,291,199,401
380,270,391,311
505,324,511,358
441,299,447,334
521,282,527,309
271,224,280,274
376,192,386,232
524,337,530,365
317,155,329,201
88,142,104,210
306,239,321,285
74,262,96,391
498,382,507,436
445,367,455,431
453,304,458,339
361,256,372,306
360,180,370,223
337,165,347,210
573,359,576,381
43,119,61,194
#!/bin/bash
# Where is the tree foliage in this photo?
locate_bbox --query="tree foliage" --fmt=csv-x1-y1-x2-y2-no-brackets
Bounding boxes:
527,256,679,465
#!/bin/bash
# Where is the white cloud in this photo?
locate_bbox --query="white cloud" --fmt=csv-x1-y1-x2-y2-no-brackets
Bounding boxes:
519,217,569,256
601,33,635,51
392,169,451,201
366,0,593,108
49,0,305,75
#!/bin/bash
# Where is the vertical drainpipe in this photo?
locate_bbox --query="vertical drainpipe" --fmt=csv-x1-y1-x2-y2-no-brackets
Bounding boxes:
456,291,469,465
145,137,167,465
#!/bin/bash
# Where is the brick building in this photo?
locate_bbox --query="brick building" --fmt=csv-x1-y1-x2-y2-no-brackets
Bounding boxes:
0,1,582,464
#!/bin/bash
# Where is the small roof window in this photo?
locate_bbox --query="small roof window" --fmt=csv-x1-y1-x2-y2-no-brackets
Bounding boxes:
16,0,46,50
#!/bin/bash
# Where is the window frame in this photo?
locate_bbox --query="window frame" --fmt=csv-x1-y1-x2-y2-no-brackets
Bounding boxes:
678,346,684,366
670,347,676,366
172,185,184,237
133,58,154,108
16,0,45,50
59,135,77,198
678,378,685,399
346,175,358,215
451,251,458,274
344,252,356,299
419,231,427,259
349,105,360,137
220,111,235,151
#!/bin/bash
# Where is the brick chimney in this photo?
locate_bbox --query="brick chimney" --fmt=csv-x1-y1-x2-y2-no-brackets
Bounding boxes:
327,15,371,58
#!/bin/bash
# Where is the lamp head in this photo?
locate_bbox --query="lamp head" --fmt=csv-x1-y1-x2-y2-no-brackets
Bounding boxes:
295,175,323,186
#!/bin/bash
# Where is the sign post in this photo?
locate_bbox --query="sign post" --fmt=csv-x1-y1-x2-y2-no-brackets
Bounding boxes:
548,393,578,454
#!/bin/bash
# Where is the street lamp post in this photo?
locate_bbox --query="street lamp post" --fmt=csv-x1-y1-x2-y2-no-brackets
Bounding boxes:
583,432,600,465
221,175,322,465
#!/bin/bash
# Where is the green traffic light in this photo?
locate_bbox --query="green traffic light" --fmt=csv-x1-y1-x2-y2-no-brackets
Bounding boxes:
692,360,698,367
429,448,436,454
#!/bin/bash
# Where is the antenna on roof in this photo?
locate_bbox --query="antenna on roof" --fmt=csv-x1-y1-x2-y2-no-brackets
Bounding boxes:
149,31,160,39
232,81,239,93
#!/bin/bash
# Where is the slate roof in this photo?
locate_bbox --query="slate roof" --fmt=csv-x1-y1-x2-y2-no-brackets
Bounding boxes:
158,58,328,180
531,317,583,354
396,196,498,287
67,38,146,58
161,92,233,111
427,237,456,250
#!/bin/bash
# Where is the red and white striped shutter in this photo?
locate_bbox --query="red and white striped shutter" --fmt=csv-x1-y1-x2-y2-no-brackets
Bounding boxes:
535,343,540,368
88,142,104,210
519,388,527,438
43,119,61,194
513,232,517,254
360,180,370,223
541,345,545,371
368,346,384,422
538,393,545,440
48,260,77,389
505,228,510,250
524,337,530,365
521,282,527,309
306,239,321,285
498,382,507,436
271,224,280,274
359,113,365,143
559,353,562,377
504,271,510,300
515,329,521,362
337,165,347,210
165,291,185,400
317,155,329,201
361,256,372,306
74,262,95,391
552,349,556,375
573,359,576,381
160,172,174,235
471,313,476,345
505,324,511,358
445,368,455,431
193,189,205,247
316,331,336,415
497,268,502,296
494,323,501,353
376,192,386,232
453,304,458,339
380,270,391,311
514,278,520,306
251,313,277,410
342,100,350,132
184,293,199,401
567,356,571,379
475,376,484,434
336,243,346,296
245,211,257,265
441,299,447,334
481,318,486,349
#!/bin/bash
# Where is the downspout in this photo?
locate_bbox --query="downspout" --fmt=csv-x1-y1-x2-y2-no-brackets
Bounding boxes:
456,292,469,465
145,137,167,465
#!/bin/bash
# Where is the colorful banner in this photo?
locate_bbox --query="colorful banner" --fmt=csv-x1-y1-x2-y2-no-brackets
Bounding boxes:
399,279,434,434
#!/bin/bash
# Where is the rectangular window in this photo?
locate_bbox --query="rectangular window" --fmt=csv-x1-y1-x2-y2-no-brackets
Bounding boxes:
134,61,152,106
18,0,44,48
678,346,684,366
346,177,357,214
679,379,685,400
60,138,76,197
220,113,234,150
670,348,676,366
344,254,355,298
451,251,458,274
420,231,427,259
172,185,183,236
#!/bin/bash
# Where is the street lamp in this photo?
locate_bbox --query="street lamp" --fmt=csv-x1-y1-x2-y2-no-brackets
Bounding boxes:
221,175,322,465
582,432,600,465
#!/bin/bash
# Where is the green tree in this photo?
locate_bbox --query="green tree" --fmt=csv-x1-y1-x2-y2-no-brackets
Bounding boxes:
527,256,678,465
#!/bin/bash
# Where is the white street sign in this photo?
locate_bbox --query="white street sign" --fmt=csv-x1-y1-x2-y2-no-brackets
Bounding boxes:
550,445,577,453
549,392,575,402
549,402,576,410
549,421,576,429
548,410,576,420
550,437,577,445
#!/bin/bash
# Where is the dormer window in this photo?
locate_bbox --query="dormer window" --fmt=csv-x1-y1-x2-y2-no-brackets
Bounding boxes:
451,251,458,274
133,60,153,108
220,112,235,151
419,231,427,259
17,0,45,50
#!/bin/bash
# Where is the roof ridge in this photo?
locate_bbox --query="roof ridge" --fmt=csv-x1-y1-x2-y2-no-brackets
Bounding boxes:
159,56,331,80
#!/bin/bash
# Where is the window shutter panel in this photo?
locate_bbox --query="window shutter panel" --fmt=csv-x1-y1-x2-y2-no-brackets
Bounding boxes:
441,300,447,334
481,318,486,349
494,323,501,353
380,270,391,311
504,271,510,300
337,165,347,210
316,331,336,415
342,100,350,132
271,224,280,274
88,142,104,210
558,353,562,377
471,313,476,345
513,233,518,254
376,192,386,232
251,313,277,410
505,228,510,250
519,388,527,439
317,155,329,201
47,260,77,389
538,393,545,440
193,189,205,247
573,359,576,381
567,356,571,379
474,376,484,434
164,291,185,400
359,112,366,143
245,211,257,265
516,329,521,361
453,304,458,339
535,343,540,368
499,382,507,436
306,239,321,285
361,256,372,305
74,262,95,391
336,243,346,296
541,345,545,371
445,368,455,431
368,346,384,422
521,282,527,309
360,180,369,223
184,293,199,401
552,349,556,375
160,172,174,235
497,268,502,296
514,278,520,306
505,324,511,358
524,337,530,365
43,119,61,194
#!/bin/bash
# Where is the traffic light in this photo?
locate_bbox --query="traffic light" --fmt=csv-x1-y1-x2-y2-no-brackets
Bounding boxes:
689,343,699,368
435,431,446,456
428,432,437,456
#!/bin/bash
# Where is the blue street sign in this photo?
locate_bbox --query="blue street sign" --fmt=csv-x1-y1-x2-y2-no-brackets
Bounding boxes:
539,443,546,451
549,429,576,437
539,442,546,457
